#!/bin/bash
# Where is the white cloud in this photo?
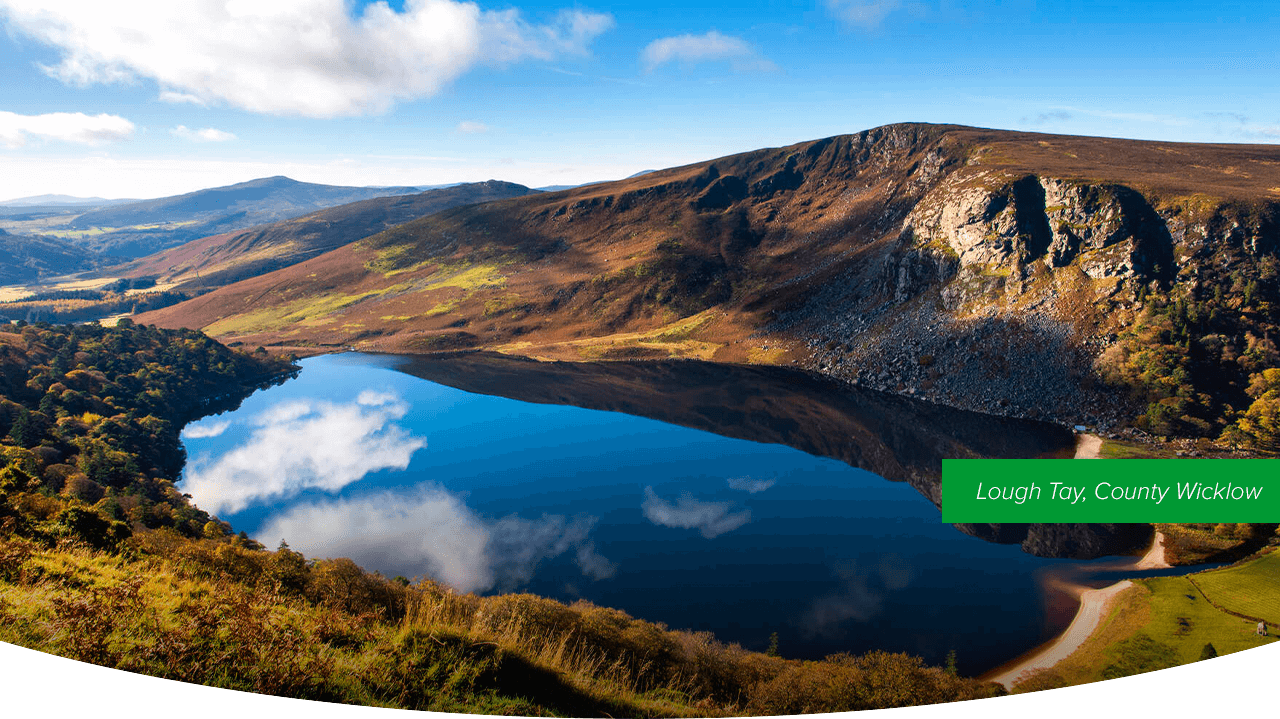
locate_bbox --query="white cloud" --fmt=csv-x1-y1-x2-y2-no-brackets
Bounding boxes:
456,120,488,134
181,419,230,439
641,30,775,72
181,393,426,515
480,8,615,63
158,90,206,106
256,486,614,593
726,476,775,493
641,486,751,539
0,0,613,117
171,125,237,142
0,110,134,148
824,0,903,29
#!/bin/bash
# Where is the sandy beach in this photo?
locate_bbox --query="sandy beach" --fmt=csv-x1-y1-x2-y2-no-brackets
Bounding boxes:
981,435,1169,689
983,579,1134,688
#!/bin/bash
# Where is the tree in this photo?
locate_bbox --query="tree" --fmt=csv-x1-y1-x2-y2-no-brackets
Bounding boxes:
1198,643,1218,661
7,408,38,447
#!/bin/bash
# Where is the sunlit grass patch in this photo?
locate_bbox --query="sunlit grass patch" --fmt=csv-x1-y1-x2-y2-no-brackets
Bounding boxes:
205,282,419,336
748,347,786,365
424,298,461,317
1191,550,1280,625
424,264,507,292
1097,439,1176,459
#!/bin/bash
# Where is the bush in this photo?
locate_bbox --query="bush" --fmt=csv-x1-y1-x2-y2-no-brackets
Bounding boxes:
307,557,407,619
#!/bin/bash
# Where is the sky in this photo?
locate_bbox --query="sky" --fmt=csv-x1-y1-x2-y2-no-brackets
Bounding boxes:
0,0,1276,201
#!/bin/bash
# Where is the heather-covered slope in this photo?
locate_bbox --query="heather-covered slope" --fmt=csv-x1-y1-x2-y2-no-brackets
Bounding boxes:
135,123,1280,443
117,180,537,292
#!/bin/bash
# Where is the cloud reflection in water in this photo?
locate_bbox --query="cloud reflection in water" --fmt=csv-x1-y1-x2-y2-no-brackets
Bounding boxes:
257,486,615,593
641,486,751,539
183,389,426,515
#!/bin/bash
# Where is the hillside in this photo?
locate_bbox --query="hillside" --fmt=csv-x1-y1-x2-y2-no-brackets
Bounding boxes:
117,181,537,292
135,123,1280,444
0,229,116,283
0,195,137,208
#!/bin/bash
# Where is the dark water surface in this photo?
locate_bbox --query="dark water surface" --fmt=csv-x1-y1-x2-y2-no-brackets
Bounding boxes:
180,352,1110,675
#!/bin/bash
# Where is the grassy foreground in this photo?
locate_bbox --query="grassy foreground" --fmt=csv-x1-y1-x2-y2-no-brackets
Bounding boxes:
0,531,1001,716
1012,548,1280,693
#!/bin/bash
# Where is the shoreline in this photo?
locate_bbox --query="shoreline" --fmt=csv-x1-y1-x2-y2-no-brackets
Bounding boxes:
981,528,1169,689
982,580,1134,689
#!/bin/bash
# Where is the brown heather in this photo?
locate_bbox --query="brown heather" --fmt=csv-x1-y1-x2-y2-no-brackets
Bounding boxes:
0,532,1003,715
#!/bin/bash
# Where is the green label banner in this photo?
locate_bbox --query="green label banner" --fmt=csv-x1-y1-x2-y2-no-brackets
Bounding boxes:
941,459,1280,522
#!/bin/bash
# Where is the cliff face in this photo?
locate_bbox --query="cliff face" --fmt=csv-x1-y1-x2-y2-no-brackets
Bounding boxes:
787,145,1280,434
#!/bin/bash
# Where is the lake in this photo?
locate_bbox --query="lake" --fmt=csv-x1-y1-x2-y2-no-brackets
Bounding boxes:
179,351,1117,675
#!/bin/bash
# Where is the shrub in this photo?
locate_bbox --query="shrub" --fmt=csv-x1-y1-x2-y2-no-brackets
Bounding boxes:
307,557,407,619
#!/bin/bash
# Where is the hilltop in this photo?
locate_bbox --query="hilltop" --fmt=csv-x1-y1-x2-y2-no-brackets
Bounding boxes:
135,123,1280,445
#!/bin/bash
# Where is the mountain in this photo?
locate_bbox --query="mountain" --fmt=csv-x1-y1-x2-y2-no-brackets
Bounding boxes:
69,175,423,229
134,123,1280,442
60,176,424,257
0,194,138,207
117,180,537,291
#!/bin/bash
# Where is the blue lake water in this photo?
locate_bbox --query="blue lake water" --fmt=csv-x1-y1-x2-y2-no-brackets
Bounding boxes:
180,352,1096,675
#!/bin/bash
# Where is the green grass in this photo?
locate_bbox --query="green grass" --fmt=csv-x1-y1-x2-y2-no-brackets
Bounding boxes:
424,263,507,292
1134,574,1276,662
1098,439,1176,459
1013,552,1280,693
205,281,421,336
425,298,462,317
1191,550,1280,625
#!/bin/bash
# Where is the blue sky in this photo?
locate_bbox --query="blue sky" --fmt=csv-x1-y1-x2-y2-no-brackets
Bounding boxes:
0,0,1276,200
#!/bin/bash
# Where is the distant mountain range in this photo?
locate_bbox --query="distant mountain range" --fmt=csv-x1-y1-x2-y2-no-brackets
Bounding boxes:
0,194,140,208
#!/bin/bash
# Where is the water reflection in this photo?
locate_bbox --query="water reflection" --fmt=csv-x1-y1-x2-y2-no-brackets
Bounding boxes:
390,352,1149,560
183,389,425,515
176,353,1133,673
641,486,752,539
256,486,613,593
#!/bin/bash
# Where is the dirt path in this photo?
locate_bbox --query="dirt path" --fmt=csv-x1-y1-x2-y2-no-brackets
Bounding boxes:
1136,531,1170,570
1074,433,1103,459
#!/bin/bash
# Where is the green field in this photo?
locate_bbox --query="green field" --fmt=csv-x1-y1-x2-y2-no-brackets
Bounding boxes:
1014,550,1279,692
1191,549,1280,626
